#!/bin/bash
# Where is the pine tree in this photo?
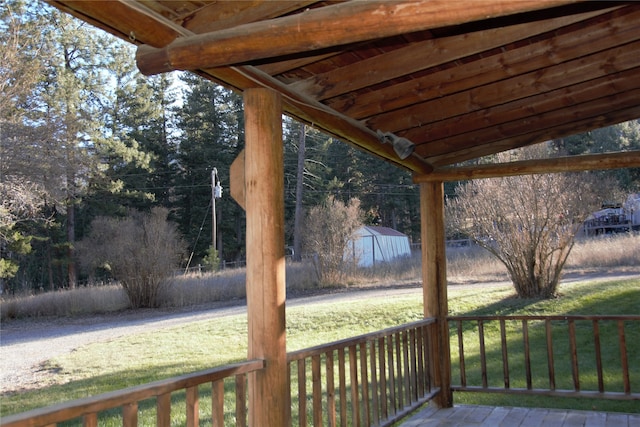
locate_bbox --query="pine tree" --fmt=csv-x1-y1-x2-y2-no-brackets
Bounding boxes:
174,76,245,264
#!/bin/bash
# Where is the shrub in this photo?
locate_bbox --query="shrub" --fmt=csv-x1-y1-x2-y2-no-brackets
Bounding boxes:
79,208,185,308
303,197,363,285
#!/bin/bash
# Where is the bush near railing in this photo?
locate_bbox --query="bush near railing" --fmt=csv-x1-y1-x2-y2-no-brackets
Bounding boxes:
287,318,440,427
449,315,640,400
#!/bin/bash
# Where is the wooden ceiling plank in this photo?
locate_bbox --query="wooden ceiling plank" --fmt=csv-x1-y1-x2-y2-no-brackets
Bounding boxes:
415,151,640,182
425,105,640,167
416,86,640,159
181,1,317,33
367,38,640,134
257,52,342,77
135,0,574,75
406,67,640,146
288,7,614,100
335,5,640,120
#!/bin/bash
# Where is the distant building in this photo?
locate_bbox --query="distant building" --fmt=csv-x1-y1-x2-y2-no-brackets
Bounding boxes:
582,194,640,236
346,226,412,267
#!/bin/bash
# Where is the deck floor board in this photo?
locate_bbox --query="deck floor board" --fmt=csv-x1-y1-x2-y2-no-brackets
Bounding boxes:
400,405,639,427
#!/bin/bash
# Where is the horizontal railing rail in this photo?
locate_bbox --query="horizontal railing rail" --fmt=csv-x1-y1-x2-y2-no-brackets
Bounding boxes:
287,318,439,427
449,315,640,400
1,359,265,427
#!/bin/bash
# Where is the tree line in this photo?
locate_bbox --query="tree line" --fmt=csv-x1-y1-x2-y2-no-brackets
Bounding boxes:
0,2,421,293
2,2,639,295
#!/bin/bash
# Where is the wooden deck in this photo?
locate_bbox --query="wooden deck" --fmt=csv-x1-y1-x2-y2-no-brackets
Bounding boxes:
400,404,640,427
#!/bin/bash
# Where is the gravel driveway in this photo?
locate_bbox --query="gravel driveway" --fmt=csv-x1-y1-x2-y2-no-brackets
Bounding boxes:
2,270,638,396
0,285,424,395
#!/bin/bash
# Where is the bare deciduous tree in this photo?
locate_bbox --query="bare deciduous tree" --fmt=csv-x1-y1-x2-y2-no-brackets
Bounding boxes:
447,147,604,298
79,208,185,308
303,196,363,285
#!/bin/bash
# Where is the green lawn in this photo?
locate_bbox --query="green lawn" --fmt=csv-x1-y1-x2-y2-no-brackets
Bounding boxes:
1,278,638,422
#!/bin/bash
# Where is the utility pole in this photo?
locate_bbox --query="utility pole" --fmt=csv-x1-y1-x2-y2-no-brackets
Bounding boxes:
212,168,223,262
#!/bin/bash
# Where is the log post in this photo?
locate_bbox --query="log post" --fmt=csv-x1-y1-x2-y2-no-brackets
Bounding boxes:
420,180,453,408
244,88,290,426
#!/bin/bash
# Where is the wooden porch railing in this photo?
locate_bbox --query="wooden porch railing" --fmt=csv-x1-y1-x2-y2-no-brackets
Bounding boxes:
7,315,636,427
449,315,640,400
287,318,440,427
0,359,265,427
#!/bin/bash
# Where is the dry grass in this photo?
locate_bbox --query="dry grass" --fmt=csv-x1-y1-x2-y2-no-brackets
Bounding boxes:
2,233,638,320
0,285,129,320
568,233,640,268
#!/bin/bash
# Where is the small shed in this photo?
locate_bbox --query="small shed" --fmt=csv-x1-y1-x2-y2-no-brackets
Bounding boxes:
347,226,412,267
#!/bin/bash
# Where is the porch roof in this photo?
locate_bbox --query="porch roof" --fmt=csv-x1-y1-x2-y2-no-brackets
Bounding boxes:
46,0,640,176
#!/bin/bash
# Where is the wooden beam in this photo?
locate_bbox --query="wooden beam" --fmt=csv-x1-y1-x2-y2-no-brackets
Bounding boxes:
136,0,574,74
244,88,290,426
420,181,452,408
415,151,640,183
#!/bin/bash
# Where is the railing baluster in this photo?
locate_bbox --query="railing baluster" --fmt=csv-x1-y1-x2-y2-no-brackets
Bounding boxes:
568,319,580,392
369,340,380,425
338,348,348,427
122,402,138,427
456,319,466,388
157,393,171,427
478,319,487,388
297,359,307,427
402,330,411,406
409,328,418,401
359,342,370,426
416,325,425,397
500,319,510,389
83,412,97,427
326,351,336,427
378,337,388,420
211,380,224,427
235,373,247,427
592,320,604,393
545,319,555,391
618,320,631,394
312,354,322,427
386,333,397,415
186,386,198,427
522,320,532,390
349,345,360,426
395,331,404,410
423,324,432,393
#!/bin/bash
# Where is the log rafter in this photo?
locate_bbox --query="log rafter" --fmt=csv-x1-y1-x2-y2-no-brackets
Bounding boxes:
415,151,640,183
135,0,575,75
